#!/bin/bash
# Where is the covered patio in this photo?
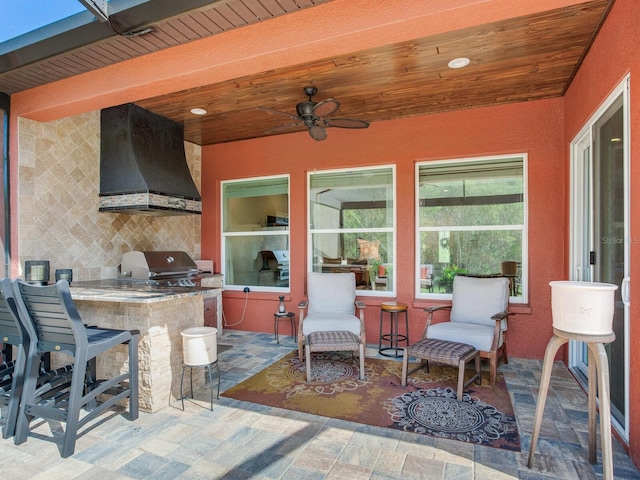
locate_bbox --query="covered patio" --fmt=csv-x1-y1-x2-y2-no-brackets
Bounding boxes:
1,330,638,479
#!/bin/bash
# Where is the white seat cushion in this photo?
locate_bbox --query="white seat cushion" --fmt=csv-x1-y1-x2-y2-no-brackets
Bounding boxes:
427,321,500,352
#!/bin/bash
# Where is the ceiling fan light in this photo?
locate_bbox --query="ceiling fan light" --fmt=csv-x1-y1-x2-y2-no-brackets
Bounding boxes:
448,57,470,69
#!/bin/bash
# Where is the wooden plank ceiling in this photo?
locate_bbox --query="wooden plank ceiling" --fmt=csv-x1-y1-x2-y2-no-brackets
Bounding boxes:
135,0,612,145
2,0,613,146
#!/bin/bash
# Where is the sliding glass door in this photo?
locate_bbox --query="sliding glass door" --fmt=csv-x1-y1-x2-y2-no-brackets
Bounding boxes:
569,77,630,439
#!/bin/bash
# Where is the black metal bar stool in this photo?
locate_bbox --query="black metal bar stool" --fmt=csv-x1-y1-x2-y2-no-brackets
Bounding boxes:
274,312,296,344
378,301,409,357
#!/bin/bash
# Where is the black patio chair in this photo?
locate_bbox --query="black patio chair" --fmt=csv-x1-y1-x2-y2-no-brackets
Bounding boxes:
12,279,140,458
0,278,78,440
0,278,29,439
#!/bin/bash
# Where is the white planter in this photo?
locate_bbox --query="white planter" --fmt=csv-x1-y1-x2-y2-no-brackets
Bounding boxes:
550,281,617,335
181,327,218,365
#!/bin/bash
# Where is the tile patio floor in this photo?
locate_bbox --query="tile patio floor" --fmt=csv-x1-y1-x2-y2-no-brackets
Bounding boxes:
1,330,639,479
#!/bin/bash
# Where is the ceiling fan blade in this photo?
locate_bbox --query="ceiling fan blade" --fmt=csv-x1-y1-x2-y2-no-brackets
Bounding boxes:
263,122,305,134
313,99,340,118
257,106,299,121
323,117,370,129
309,125,327,141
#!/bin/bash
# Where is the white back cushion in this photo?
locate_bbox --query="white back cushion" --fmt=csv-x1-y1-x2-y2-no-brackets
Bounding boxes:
307,272,356,315
450,276,509,326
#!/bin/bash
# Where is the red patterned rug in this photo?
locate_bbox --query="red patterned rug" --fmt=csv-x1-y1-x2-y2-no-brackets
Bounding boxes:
223,351,520,451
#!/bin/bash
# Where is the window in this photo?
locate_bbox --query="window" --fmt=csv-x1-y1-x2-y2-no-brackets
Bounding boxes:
222,176,289,291
309,166,395,295
416,155,526,301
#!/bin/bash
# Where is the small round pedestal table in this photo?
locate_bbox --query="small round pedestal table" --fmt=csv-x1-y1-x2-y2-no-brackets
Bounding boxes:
527,327,616,479
378,302,409,357
273,312,296,344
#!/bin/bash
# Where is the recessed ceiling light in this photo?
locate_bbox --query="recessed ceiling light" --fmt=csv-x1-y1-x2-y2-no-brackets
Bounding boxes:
190,108,207,115
448,57,470,69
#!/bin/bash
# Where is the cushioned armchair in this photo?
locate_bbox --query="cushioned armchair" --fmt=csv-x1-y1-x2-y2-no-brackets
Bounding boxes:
423,275,512,384
298,272,366,362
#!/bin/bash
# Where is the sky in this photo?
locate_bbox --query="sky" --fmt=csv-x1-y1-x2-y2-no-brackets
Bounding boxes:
0,0,86,43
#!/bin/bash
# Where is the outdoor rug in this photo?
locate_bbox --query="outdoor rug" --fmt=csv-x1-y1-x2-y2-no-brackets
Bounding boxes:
223,351,520,451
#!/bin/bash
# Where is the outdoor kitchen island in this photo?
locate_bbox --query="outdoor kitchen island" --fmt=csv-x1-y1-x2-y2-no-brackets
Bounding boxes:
68,275,223,413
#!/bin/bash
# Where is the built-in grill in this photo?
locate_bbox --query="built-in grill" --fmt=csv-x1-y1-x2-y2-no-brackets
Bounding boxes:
114,250,222,334
119,251,201,286
258,250,289,287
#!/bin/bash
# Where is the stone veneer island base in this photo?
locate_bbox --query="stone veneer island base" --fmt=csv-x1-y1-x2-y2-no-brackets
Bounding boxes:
68,280,221,413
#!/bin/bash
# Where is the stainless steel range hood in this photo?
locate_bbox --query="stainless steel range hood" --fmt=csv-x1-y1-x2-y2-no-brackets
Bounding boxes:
99,103,202,216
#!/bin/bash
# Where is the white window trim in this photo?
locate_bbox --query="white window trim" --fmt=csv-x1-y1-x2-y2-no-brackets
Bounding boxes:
307,165,397,297
415,153,528,302
221,174,290,292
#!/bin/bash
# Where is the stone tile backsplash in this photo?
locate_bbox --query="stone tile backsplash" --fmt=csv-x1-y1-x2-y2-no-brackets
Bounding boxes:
17,110,202,282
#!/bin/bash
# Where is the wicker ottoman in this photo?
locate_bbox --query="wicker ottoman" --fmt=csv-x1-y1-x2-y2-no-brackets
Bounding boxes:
305,330,365,382
400,338,481,400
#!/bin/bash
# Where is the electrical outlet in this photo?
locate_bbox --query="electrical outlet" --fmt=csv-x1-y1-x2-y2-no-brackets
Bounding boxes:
243,287,250,293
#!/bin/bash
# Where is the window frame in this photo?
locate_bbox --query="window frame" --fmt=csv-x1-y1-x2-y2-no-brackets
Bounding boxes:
221,174,290,293
308,165,396,297
415,154,528,302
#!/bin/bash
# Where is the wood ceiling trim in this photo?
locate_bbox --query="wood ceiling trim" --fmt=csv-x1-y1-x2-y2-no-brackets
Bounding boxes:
134,0,611,145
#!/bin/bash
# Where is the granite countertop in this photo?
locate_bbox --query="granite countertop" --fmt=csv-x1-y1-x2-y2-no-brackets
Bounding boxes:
69,279,218,303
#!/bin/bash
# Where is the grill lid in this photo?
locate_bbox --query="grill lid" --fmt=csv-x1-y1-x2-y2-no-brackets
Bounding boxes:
120,251,199,280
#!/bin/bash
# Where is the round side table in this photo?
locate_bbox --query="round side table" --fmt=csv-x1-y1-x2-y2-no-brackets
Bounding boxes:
274,312,296,344
378,301,409,357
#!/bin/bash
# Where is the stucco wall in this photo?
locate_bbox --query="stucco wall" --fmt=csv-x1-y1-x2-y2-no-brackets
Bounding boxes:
202,97,565,361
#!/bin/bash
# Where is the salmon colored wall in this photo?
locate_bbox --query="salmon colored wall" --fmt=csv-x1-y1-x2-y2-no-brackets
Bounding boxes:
563,0,640,464
202,97,565,361
7,0,590,278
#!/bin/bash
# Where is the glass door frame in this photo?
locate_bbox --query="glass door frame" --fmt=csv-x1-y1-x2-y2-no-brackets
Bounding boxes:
568,75,630,441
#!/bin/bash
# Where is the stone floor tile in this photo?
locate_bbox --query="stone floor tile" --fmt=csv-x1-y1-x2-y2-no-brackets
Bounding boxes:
293,444,340,473
401,453,446,479
0,330,637,479
114,452,177,479
373,448,406,475
326,460,373,479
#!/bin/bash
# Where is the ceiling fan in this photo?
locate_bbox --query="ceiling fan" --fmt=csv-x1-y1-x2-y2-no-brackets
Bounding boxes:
258,86,370,141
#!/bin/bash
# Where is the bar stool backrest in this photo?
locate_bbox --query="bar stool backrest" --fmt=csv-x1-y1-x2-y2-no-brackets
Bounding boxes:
0,278,30,439
0,278,26,349
14,280,83,356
